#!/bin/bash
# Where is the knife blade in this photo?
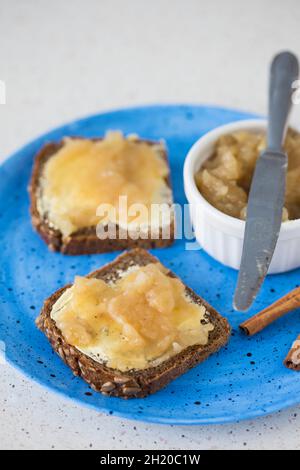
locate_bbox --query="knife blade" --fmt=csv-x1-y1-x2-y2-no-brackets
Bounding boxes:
234,51,299,311
233,150,287,311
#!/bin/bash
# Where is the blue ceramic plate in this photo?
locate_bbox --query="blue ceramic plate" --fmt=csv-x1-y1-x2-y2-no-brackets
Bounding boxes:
1,104,299,425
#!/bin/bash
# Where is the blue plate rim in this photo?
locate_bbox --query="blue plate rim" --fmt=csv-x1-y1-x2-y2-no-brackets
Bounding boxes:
1,102,261,170
4,349,297,425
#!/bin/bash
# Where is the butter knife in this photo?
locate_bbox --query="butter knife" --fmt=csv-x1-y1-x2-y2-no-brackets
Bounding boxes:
234,51,299,311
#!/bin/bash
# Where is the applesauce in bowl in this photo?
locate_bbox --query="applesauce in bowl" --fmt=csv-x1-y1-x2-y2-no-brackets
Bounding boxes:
195,129,300,221
183,119,300,273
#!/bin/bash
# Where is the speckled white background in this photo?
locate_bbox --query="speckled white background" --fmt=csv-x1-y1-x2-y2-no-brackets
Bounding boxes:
1,0,300,450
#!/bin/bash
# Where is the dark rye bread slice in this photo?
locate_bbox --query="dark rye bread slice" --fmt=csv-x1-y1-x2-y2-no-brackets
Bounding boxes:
36,249,231,398
29,137,174,255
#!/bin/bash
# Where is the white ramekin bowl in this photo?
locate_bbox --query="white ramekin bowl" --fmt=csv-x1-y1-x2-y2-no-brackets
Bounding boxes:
183,119,300,274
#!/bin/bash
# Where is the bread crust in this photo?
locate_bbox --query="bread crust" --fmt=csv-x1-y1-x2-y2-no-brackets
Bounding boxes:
36,249,231,398
29,138,174,254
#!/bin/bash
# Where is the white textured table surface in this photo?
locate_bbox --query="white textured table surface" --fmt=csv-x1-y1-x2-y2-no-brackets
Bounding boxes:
1,0,300,450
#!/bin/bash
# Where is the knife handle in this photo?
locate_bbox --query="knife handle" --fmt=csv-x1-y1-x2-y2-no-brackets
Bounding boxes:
268,51,299,151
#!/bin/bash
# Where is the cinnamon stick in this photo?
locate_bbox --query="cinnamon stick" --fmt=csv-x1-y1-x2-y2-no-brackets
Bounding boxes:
284,334,300,371
239,286,300,336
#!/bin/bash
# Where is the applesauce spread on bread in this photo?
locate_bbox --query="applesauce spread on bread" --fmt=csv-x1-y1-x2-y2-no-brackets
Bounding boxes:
195,129,300,220
51,263,214,371
37,131,172,237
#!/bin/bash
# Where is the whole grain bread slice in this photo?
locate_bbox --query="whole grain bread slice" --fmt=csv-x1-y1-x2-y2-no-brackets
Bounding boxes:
36,249,231,398
29,137,174,255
